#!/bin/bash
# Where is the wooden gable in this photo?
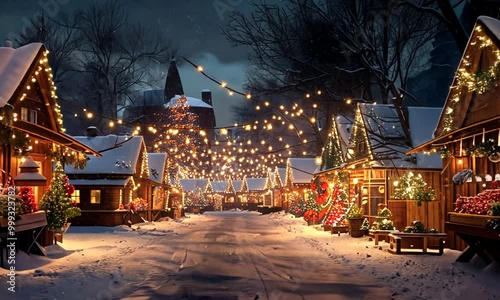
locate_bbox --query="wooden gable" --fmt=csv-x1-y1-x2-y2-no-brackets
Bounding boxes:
7,44,60,132
435,16,500,137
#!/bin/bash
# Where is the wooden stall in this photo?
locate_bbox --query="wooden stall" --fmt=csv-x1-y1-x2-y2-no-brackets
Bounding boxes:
408,17,500,260
0,42,100,247
65,135,152,226
321,104,444,232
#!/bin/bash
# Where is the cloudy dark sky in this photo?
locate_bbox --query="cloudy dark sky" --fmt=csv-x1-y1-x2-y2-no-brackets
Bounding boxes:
0,0,280,126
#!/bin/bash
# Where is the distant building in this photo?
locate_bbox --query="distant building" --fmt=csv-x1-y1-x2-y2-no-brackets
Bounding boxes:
123,58,216,175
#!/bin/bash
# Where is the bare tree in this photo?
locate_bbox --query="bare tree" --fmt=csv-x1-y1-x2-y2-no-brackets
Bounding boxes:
17,1,175,134
224,0,440,158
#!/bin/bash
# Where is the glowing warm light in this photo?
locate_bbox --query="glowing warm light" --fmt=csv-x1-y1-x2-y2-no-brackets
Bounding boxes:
197,66,203,72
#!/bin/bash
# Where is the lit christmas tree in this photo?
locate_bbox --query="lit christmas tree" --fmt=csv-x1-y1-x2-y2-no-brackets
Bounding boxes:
320,133,343,171
152,95,208,176
40,162,81,231
323,187,347,226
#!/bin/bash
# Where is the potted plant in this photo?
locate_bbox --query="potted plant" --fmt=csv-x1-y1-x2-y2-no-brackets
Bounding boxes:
346,203,364,237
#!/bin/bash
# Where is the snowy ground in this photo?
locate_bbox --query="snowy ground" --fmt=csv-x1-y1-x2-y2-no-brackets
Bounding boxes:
1,211,499,300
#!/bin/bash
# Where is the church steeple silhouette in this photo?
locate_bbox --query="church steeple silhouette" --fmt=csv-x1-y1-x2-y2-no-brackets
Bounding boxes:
164,57,184,104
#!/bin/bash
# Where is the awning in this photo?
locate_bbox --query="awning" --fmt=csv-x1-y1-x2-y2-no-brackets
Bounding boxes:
13,120,101,157
406,115,500,155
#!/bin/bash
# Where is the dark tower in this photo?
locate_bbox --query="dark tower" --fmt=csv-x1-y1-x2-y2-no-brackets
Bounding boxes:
164,58,184,104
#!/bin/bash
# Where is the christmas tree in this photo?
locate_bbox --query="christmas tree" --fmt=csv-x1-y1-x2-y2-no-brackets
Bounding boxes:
370,205,395,230
152,95,208,176
40,162,81,231
392,171,436,206
320,133,343,171
324,188,347,226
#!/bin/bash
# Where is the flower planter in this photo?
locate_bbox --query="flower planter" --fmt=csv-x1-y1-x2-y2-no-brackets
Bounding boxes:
448,212,499,227
15,211,48,231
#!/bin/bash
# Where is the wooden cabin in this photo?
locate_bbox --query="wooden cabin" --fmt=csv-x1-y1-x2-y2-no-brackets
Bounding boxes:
64,135,151,226
409,16,500,256
326,104,443,232
0,42,99,246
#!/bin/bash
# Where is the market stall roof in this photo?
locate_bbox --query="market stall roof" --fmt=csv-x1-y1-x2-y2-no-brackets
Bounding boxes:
246,178,267,191
65,135,145,176
147,153,167,184
350,104,441,169
287,158,316,184
232,180,242,192
409,16,500,154
180,178,209,192
210,181,228,193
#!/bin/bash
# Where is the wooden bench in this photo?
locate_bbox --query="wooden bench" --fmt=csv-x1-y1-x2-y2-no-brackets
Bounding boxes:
369,230,399,245
388,232,447,255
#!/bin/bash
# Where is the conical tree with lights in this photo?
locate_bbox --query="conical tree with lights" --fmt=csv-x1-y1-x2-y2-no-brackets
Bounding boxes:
153,95,208,176
40,162,81,231
320,133,343,171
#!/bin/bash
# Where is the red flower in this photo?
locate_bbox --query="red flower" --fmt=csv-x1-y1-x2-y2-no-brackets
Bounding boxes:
311,183,317,190
321,182,328,190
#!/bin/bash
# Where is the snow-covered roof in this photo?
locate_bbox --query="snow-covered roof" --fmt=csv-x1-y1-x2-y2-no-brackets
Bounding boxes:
277,168,286,186
232,180,242,192
246,178,267,191
478,16,500,43
335,114,353,156
407,107,442,169
69,178,131,187
180,178,208,192
357,104,441,169
147,153,167,184
164,95,213,109
0,43,42,106
288,158,316,184
65,135,144,175
210,181,228,193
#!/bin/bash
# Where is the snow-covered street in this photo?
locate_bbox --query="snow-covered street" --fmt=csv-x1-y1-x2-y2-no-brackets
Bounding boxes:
2,211,499,299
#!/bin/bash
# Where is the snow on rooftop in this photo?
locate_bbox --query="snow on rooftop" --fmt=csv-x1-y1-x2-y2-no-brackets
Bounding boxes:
288,158,316,184
246,178,267,191
407,107,442,169
356,104,442,169
148,153,167,184
210,181,228,193
180,178,208,192
165,95,213,109
69,178,131,186
232,180,242,192
335,114,353,155
65,135,144,175
478,16,500,42
0,43,42,106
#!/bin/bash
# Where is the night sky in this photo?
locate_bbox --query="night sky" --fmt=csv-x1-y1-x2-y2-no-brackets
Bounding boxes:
0,0,280,126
